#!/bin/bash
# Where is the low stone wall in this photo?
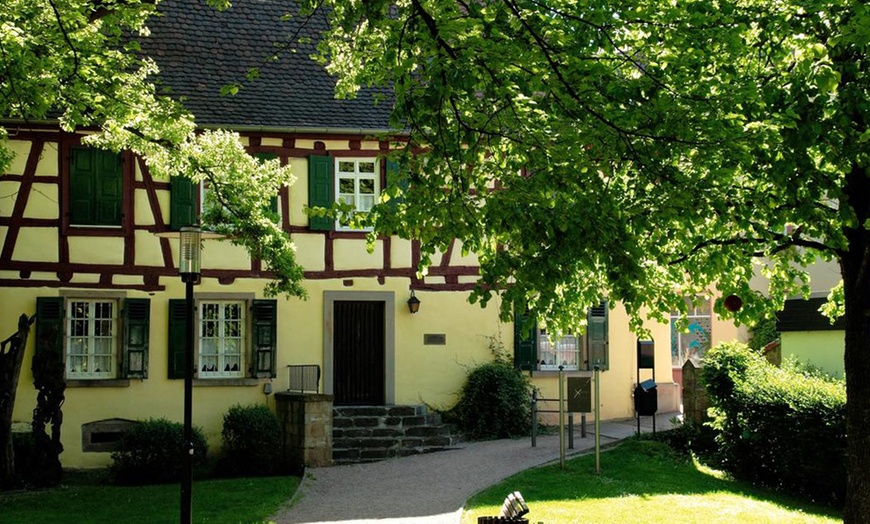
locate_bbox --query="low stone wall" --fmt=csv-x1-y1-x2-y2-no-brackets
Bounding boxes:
681,361,708,426
275,392,333,471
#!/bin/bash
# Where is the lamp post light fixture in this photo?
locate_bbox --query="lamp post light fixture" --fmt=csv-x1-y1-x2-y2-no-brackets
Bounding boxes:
407,290,421,314
178,226,201,524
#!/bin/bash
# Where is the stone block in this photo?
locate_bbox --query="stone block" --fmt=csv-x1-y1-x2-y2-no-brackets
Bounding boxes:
405,425,448,437
387,405,423,417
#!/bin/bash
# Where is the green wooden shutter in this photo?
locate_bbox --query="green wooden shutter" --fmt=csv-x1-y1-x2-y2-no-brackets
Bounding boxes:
513,311,538,372
587,302,609,371
96,150,123,225
170,176,198,230
254,153,279,214
167,299,189,379
252,299,277,378
308,155,334,231
69,148,96,225
122,298,150,379
35,297,64,356
385,159,409,212
70,147,122,226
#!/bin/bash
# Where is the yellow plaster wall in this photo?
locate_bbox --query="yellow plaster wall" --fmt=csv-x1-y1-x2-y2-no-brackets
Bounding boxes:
288,158,309,227
134,230,168,267
333,238,383,270
134,188,156,226
36,143,60,176
293,233,326,271
782,331,845,378
295,139,348,151
23,183,59,219
0,181,18,216
392,289,501,407
5,140,32,175
13,228,59,262
68,236,125,265
200,239,250,270
390,238,413,269
450,240,480,267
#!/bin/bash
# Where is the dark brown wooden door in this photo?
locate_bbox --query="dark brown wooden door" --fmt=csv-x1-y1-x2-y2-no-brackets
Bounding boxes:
333,301,385,405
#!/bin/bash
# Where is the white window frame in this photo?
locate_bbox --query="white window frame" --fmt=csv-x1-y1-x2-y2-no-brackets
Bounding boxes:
197,299,246,379
335,157,379,231
66,299,118,379
538,329,582,371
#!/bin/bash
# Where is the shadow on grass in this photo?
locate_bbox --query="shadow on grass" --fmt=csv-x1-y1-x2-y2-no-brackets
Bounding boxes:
464,438,842,523
0,472,300,524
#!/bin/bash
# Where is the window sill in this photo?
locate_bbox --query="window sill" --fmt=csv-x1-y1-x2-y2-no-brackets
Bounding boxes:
530,370,592,379
193,378,259,387
66,379,131,388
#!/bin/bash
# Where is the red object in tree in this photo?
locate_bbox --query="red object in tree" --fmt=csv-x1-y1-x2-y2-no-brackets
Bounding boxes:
723,294,743,312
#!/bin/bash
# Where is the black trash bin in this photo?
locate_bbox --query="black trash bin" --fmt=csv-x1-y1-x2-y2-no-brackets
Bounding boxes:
634,379,658,416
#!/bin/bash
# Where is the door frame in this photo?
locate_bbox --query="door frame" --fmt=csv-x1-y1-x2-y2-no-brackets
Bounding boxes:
323,291,395,405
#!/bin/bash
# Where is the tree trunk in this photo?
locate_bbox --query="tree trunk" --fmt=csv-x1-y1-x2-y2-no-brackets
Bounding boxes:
841,257,870,522
0,314,34,490
841,162,870,523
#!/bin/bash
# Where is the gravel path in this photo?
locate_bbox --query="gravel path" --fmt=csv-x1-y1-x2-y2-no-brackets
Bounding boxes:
271,413,679,524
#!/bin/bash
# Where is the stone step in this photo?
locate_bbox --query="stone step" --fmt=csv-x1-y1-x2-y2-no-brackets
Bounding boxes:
331,404,464,465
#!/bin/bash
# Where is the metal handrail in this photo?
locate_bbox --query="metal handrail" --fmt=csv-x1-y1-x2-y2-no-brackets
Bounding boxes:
287,364,321,394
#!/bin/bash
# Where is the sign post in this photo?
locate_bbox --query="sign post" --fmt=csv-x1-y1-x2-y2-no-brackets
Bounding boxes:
559,366,565,469
594,361,601,474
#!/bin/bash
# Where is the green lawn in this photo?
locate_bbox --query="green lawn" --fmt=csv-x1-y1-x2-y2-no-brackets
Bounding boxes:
0,473,298,524
462,439,842,524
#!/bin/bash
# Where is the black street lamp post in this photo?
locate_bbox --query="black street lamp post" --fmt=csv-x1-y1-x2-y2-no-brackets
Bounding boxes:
178,226,201,524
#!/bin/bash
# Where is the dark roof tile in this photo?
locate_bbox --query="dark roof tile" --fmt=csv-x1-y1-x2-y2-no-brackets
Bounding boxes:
140,0,394,131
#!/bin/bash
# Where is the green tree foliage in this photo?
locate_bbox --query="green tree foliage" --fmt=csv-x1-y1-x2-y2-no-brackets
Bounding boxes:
311,1,869,519
747,317,779,352
0,0,303,299
703,342,846,505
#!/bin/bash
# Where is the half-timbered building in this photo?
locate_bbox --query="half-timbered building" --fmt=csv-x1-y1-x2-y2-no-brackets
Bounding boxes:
1,0,741,467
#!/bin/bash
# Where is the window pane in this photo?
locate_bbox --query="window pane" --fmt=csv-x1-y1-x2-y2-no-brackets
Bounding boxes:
359,161,375,173
339,178,355,193
94,338,113,356
202,303,220,320
358,195,375,212
359,178,375,194
339,195,355,206
224,303,242,320
338,161,355,173
201,339,217,355
225,320,241,338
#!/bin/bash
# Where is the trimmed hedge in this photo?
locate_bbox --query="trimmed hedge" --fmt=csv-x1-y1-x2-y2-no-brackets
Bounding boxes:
109,418,208,485
450,359,532,440
217,404,283,477
702,342,846,504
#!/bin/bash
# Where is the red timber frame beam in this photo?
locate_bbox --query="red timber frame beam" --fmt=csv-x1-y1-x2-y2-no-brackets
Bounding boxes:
0,130,480,292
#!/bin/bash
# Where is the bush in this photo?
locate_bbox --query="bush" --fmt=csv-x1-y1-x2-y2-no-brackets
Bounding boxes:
702,342,846,505
217,404,283,477
450,359,532,440
110,418,208,485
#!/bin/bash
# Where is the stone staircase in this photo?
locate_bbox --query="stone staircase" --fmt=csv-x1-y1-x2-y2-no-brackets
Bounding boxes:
332,405,465,465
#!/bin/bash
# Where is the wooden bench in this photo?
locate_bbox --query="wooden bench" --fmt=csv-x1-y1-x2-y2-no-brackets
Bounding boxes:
478,491,530,523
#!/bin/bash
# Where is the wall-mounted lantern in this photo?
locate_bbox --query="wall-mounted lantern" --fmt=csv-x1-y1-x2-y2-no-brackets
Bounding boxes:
407,290,421,314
